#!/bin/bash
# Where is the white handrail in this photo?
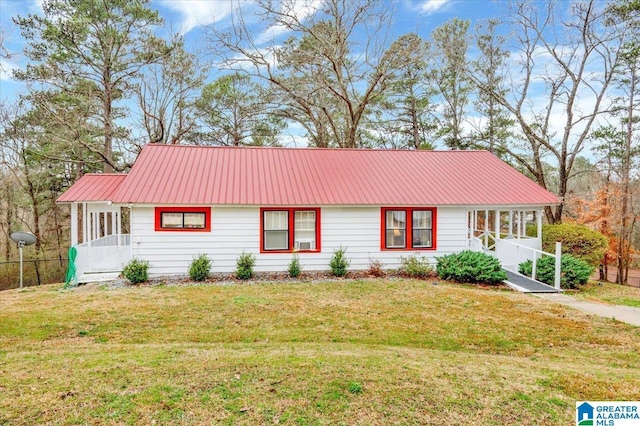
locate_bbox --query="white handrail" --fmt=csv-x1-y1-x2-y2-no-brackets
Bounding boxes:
495,238,562,290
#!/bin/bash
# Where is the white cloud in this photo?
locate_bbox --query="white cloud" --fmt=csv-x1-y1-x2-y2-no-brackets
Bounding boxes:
418,0,451,14
159,0,235,34
255,0,323,45
0,59,19,81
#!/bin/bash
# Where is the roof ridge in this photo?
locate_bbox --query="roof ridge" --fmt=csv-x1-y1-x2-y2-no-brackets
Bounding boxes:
80,173,127,177
143,144,491,154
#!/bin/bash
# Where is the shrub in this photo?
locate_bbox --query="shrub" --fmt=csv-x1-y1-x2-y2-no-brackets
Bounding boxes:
329,246,350,277
399,254,432,278
367,258,386,278
541,223,607,268
518,254,593,289
122,258,150,284
288,253,302,278
436,250,507,284
189,254,212,282
236,251,255,280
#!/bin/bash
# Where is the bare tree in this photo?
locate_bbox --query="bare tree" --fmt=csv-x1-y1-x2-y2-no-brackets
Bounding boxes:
604,0,640,283
134,37,207,146
469,0,630,223
208,0,416,148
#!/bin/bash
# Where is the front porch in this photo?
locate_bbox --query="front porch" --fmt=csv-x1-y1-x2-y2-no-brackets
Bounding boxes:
69,202,131,283
467,208,561,290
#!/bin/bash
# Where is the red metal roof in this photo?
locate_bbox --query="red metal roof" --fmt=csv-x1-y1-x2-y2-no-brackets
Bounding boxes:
58,145,559,206
57,174,126,202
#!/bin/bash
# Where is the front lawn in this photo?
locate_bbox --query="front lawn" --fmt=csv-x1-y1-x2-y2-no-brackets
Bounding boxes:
573,281,640,308
1,279,639,425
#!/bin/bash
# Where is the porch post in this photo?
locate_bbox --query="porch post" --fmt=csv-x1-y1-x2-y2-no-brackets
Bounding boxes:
83,203,90,247
111,208,116,238
554,242,562,290
508,210,513,238
71,203,78,246
93,211,99,241
494,210,501,241
117,207,122,246
484,210,489,249
537,210,543,240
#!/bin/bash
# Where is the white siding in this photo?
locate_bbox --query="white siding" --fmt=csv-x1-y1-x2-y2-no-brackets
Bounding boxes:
130,206,468,276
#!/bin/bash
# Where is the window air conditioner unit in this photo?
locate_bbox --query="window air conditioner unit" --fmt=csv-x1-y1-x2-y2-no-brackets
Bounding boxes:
295,239,314,250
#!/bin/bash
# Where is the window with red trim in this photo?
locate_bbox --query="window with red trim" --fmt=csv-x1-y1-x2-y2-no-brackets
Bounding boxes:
381,207,436,250
260,208,321,252
155,207,211,232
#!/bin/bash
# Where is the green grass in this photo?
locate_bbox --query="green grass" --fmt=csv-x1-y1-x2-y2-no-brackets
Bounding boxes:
573,281,640,308
1,279,639,425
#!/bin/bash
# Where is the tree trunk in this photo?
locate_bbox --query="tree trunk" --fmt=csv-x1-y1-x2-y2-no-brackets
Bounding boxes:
617,62,635,285
103,76,114,173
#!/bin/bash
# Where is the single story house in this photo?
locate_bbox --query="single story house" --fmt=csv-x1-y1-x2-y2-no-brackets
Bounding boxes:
57,144,559,282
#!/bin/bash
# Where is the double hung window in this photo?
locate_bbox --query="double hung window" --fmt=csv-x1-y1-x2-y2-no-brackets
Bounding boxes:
382,207,436,250
261,208,320,252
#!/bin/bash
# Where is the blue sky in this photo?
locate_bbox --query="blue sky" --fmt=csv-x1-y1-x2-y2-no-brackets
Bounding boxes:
0,0,507,101
0,0,613,157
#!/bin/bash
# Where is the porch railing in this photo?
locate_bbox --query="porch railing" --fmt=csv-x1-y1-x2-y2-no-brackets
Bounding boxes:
74,234,131,279
472,236,561,290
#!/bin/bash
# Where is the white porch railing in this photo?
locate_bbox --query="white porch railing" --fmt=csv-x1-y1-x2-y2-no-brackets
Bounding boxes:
472,236,561,290
75,234,131,279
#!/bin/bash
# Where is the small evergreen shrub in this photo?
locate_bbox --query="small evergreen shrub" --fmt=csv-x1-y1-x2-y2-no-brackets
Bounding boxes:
189,253,212,282
367,258,386,278
288,253,302,278
436,250,507,284
399,254,433,278
541,223,607,268
518,254,593,289
329,246,350,277
122,258,150,284
236,251,256,280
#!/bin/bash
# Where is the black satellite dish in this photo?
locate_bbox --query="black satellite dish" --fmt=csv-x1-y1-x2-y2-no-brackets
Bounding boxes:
10,231,37,289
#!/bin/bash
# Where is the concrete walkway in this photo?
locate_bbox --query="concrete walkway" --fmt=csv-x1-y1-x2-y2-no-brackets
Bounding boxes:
536,293,640,327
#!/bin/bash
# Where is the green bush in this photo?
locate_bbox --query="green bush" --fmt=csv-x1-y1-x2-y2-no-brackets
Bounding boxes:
189,254,212,282
288,253,302,278
518,254,593,289
436,250,507,284
329,246,350,277
399,254,433,278
122,258,150,284
541,223,607,268
236,251,255,280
